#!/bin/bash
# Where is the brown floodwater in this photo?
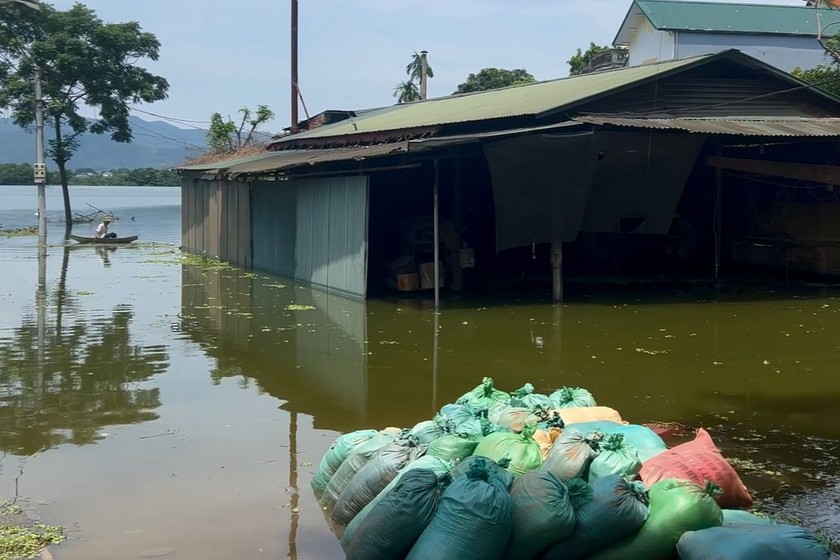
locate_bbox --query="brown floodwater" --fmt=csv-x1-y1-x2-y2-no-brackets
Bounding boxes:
1,186,839,559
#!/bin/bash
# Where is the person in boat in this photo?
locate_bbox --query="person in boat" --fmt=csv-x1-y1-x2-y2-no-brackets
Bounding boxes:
95,218,117,239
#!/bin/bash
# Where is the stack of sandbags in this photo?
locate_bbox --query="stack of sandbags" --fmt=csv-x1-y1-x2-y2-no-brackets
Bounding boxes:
311,379,827,560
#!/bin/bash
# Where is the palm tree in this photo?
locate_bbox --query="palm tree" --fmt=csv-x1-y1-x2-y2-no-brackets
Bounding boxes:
393,80,421,103
406,51,434,82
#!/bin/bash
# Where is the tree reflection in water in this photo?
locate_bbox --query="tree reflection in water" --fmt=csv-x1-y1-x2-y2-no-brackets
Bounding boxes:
0,254,169,455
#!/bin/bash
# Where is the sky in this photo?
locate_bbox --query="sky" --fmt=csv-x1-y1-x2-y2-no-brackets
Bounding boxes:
47,0,806,135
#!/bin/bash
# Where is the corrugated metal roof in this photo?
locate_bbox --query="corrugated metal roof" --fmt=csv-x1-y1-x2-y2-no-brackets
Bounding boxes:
407,122,585,150
178,151,278,172
225,143,408,177
270,53,722,145
179,144,407,175
576,116,840,136
617,1,840,44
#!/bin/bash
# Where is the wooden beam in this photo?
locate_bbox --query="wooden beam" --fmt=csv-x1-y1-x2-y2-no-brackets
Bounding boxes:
706,156,840,186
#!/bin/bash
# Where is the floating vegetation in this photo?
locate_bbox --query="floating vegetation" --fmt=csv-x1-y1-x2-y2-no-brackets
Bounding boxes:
181,254,232,270
0,501,65,560
0,226,38,237
285,304,316,311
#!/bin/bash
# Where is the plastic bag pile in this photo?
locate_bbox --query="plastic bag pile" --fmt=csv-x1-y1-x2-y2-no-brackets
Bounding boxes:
312,378,829,560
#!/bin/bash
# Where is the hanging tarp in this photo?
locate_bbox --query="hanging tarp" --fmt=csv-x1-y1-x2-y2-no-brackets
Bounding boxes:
484,131,595,252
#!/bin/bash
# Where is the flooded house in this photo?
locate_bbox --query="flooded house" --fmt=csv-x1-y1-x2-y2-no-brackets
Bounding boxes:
179,50,840,300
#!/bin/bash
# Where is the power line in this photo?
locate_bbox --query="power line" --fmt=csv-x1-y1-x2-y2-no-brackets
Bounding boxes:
130,121,207,151
130,106,211,125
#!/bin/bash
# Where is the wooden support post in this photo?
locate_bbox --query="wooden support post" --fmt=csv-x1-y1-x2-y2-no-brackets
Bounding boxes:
433,159,440,310
551,241,563,303
714,153,723,280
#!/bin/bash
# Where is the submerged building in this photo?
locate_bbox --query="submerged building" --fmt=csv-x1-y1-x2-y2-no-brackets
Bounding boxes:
179,50,840,300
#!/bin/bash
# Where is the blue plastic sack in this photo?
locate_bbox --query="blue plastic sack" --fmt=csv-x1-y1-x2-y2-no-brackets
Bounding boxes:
565,421,667,461
540,474,649,560
407,459,513,560
677,523,829,560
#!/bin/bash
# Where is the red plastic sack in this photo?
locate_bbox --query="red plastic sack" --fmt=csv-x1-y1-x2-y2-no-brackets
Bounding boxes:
639,428,752,508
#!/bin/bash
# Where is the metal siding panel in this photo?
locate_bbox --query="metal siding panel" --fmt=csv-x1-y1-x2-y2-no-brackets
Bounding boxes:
239,183,252,268
290,176,369,298
208,182,221,258
252,182,295,277
196,181,205,253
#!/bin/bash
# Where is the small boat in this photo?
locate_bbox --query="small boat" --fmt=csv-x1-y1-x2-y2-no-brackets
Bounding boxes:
69,234,139,244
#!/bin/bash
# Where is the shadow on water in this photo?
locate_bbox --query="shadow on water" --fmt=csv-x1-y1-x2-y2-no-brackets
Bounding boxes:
0,247,169,456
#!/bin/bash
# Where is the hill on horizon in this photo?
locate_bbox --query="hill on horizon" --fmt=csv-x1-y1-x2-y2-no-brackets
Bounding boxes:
0,116,209,170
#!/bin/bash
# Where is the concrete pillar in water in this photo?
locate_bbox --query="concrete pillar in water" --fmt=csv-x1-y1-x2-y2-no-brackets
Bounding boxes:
551,241,563,303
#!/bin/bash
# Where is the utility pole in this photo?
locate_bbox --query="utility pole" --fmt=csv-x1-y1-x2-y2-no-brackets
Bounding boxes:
420,50,429,101
34,68,47,248
290,0,300,133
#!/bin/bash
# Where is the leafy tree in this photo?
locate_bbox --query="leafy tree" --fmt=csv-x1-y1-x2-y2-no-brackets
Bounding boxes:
0,4,169,237
393,80,421,103
792,64,840,97
453,68,536,94
567,42,619,75
406,51,433,82
206,105,275,154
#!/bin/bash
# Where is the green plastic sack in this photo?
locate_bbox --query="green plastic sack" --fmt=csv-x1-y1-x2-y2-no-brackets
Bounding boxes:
722,509,774,526
346,469,450,560
549,387,596,408
427,433,481,461
332,438,425,527
588,479,723,560
542,428,601,480
510,383,554,411
437,403,484,438
540,474,649,560
450,455,514,490
473,424,543,477
565,421,667,462
410,420,446,444
320,432,396,512
456,377,511,409
588,433,642,483
341,455,453,550
502,473,592,560
406,460,513,560
677,523,830,560
312,429,378,492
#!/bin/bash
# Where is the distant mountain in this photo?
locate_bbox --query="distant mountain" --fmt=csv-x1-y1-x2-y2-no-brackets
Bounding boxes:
0,116,208,170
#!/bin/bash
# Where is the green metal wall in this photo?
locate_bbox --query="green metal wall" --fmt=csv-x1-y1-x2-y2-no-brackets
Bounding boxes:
252,181,296,277
251,176,369,299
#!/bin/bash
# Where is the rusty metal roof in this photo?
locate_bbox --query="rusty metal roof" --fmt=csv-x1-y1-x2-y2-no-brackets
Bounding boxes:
575,116,840,136
180,143,408,177
177,151,278,173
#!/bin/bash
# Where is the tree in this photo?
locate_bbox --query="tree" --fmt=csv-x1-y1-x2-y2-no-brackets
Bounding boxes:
206,105,275,154
792,64,840,97
393,80,421,103
0,4,169,237
567,42,624,76
453,68,536,94
406,51,433,82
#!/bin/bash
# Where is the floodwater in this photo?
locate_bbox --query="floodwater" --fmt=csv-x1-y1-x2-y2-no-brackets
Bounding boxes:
1,185,839,559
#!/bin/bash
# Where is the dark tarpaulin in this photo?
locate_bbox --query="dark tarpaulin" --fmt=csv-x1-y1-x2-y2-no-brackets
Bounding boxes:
484,132,595,252
579,131,705,234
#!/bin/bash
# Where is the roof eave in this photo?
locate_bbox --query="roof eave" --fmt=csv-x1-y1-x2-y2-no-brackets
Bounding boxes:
613,0,643,47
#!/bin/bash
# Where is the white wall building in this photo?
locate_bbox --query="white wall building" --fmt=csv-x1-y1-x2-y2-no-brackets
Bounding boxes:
614,0,840,72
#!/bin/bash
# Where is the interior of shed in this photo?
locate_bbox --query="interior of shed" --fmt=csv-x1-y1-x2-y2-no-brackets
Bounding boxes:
364,133,840,299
